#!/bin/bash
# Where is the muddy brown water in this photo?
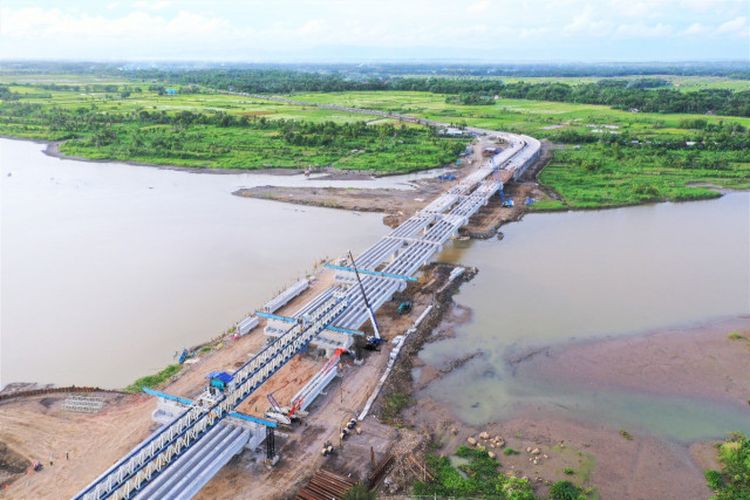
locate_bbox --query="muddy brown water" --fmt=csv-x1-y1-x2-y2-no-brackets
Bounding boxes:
1,138,446,388
422,192,750,440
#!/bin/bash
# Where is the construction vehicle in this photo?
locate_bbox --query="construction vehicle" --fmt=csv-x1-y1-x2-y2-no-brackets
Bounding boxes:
397,301,412,315
365,335,384,350
321,441,334,456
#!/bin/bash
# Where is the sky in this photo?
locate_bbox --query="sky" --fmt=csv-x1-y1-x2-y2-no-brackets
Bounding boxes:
1,0,748,62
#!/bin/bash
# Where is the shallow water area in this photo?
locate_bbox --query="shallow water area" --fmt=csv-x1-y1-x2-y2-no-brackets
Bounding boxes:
422,192,750,440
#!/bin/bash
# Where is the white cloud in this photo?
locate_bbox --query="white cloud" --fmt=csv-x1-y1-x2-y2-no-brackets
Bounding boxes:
467,0,490,13
609,0,653,18
0,6,230,39
133,0,172,11
0,0,746,61
564,5,612,36
716,15,747,35
682,22,707,35
615,22,673,38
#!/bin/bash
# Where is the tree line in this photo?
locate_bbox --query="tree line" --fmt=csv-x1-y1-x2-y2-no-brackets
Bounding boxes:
123,70,750,117
0,100,456,150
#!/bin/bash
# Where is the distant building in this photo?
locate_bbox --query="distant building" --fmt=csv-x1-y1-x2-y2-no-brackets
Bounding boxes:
438,127,466,137
165,88,177,95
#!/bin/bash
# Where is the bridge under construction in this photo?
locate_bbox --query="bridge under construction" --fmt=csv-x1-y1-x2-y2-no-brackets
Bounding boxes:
75,126,540,500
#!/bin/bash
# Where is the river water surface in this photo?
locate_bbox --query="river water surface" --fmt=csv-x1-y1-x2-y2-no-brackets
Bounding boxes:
423,192,750,440
1,138,415,388
4,137,749,440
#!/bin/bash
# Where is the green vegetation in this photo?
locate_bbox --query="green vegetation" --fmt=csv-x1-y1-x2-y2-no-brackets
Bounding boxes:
728,332,746,341
126,364,181,393
95,66,750,117
563,467,576,475
413,446,536,499
342,483,377,500
293,91,750,209
0,84,466,173
539,144,748,208
705,433,750,500
551,444,597,488
504,447,521,456
2,73,749,207
550,480,587,500
619,430,634,441
381,392,412,422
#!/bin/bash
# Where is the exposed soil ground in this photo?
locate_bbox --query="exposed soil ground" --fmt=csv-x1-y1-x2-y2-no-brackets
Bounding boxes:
236,139,557,236
234,185,439,228
0,269,343,497
0,259,465,498
234,134,515,229
3,129,735,499
405,397,717,500
382,313,750,500
513,316,750,408
197,263,466,499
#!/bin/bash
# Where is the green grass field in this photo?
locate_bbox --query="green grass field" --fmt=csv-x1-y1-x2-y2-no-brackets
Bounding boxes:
291,91,750,137
2,78,748,206
292,91,750,208
0,84,465,173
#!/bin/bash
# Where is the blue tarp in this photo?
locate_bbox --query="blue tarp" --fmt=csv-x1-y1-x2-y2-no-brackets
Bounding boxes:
208,371,233,384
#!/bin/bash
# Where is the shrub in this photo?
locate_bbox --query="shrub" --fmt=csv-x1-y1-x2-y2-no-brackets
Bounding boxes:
705,433,750,499
550,480,585,500
342,483,376,500
126,364,182,393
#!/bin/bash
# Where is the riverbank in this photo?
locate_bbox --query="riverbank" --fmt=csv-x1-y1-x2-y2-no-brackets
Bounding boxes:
512,315,750,409
387,311,750,498
43,140,402,180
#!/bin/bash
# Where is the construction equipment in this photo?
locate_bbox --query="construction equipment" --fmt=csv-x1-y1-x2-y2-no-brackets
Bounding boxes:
347,250,383,346
289,347,346,417
208,371,233,393
177,348,189,364
321,440,334,456
397,301,412,315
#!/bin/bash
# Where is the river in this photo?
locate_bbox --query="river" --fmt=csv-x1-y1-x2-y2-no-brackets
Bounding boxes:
422,192,750,440
3,137,749,439
0,138,424,388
